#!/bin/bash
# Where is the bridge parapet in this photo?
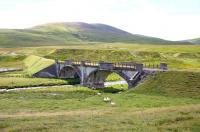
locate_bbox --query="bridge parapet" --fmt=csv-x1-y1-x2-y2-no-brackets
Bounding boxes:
99,62,114,70
65,60,73,65
58,60,169,71
114,62,136,70
59,60,140,70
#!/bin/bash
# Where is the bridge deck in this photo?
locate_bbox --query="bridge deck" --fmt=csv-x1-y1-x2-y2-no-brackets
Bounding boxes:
62,61,137,70
58,60,167,71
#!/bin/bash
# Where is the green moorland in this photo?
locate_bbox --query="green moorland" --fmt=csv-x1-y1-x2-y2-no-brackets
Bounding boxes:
188,37,200,44
45,44,200,70
0,77,72,89
0,71,199,131
0,43,200,131
0,44,200,70
0,22,190,48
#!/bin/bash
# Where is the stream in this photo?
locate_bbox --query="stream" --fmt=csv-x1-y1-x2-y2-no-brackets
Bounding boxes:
0,81,127,92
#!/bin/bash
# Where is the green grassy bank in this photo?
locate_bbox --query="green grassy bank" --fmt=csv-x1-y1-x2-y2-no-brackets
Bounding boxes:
0,71,199,131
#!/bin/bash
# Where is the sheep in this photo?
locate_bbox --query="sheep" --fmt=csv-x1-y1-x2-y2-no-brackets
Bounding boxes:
110,102,116,106
97,92,101,96
103,97,111,102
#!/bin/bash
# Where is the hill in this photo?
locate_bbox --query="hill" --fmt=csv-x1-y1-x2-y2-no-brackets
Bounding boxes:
132,71,200,99
45,48,200,70
0,22,190,47
187,38,200,44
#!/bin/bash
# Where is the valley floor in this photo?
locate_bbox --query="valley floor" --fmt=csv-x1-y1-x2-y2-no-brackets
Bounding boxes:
0,44,200,131
0,85,199,132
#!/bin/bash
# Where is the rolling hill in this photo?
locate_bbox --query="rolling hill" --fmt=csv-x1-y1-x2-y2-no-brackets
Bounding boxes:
0,22,191,47
187,38,200,44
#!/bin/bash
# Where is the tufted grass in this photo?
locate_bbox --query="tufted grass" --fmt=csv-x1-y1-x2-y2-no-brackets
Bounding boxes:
1,44,200,70
0,71,199,131
0,77,70,89
132,71,200,99
0,85,199,131
0,44,200,131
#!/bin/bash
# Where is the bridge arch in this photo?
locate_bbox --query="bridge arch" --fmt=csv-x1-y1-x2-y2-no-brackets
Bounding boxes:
85,69,130,88
59,66,81,79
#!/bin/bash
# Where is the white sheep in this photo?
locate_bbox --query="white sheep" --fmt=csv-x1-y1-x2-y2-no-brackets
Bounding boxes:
103,97,111,102
110,102,116,106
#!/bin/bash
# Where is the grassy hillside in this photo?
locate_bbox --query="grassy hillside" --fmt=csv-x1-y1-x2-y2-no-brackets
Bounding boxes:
0,44,200,70
46,48,200,70
132,71,200,99
23,55,55,75
0,22,190,47
188,38,200,44
45,49,135,62
0,55,25,68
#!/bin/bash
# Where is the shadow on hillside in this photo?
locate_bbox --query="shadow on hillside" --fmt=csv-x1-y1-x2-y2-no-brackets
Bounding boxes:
96,87,125,93
64,78,80,85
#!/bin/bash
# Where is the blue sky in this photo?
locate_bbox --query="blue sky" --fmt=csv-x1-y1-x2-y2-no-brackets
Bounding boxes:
0,0,200,40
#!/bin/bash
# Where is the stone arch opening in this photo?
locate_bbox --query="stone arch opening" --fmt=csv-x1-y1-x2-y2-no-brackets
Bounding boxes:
85,70,129,89
59,66,81,80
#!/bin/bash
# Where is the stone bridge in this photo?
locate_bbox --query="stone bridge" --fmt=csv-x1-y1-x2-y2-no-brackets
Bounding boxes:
34,60,167,88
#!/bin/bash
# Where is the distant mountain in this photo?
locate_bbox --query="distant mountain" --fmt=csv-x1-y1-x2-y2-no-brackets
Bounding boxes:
0,22,191,47
187,38,200,44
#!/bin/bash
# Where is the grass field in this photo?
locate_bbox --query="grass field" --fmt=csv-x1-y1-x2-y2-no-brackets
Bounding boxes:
0,71,199,131
0,43,200,131
0,77,71,89
132,71,200,99
45,45,200,70
1,44,200,70
0,86,199,131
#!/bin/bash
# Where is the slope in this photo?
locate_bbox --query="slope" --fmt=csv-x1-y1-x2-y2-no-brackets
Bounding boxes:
131,71,200,99
0,22,190,47
187,38,200,44
23,55,55,75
